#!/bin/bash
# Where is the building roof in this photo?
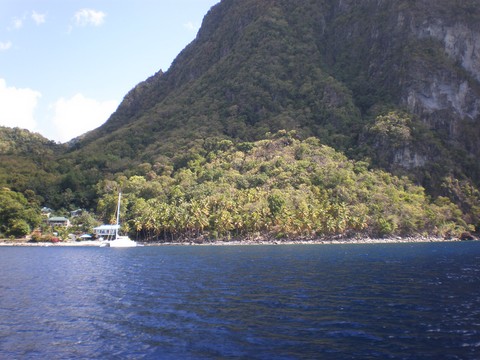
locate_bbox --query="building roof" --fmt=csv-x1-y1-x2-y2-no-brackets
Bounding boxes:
48,217,69,222
94,224,120,230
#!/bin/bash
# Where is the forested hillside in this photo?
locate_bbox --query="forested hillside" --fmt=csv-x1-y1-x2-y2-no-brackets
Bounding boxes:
1,0,480,239
96,133,466,241
0,127,65,205
65,0,480,222
0,127,60,237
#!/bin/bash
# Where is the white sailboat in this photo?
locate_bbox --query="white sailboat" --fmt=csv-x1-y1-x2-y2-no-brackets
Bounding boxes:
107,192,137,248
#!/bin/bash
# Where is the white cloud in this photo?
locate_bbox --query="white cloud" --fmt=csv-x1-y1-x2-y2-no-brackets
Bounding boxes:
32,11,47,25
184,21,198,32
0,41,12,51
73,9,106,27
0,79,41,131
11,17,24,30
51,94,118,142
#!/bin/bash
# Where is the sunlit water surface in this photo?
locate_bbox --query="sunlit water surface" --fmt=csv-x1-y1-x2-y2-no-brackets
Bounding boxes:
1,242,479,359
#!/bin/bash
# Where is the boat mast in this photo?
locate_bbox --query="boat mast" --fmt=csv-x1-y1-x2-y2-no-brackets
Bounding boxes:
116,192,122,239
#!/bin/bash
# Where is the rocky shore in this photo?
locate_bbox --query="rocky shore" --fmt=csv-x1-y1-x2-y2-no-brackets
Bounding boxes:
0,236,473,247
147,236,467,246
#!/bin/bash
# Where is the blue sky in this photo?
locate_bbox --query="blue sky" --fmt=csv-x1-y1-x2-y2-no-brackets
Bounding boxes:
0,0,220,142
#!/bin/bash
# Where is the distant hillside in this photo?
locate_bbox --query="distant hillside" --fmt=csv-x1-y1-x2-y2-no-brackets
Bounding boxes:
0,127,66,205
0,126,60,157
2,0,479,229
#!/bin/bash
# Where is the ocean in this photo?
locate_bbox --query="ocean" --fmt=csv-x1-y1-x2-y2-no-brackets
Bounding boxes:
0,242,479,359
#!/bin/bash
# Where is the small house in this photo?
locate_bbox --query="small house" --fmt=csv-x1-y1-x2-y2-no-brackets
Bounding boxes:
47,217,70,227
41,207,53,218
70,209,84,217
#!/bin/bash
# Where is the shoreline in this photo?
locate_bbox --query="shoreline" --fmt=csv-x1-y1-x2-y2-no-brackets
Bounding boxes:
0,236,473,247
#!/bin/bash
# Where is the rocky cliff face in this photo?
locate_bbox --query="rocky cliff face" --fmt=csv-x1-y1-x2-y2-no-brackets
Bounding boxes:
406,17,480,137
318,0,480,182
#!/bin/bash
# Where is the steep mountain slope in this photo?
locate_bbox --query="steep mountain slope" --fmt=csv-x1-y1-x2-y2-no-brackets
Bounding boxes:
66,0,480,220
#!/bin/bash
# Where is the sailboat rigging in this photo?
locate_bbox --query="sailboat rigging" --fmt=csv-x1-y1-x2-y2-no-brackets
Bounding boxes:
106,192,137,248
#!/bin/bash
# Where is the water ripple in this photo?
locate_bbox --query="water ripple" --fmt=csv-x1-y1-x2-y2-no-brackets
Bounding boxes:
0,243,479,359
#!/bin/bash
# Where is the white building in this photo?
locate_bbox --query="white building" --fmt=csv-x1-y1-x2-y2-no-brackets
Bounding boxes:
93,224,120,240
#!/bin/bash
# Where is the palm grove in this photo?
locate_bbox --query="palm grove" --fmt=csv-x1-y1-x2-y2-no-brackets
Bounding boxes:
96,132,467,242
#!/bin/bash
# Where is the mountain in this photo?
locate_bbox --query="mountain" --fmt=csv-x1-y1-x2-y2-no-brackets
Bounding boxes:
69,0,479,182
2,0,479,231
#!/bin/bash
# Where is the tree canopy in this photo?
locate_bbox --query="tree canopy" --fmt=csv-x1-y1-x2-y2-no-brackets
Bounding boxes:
95,132,467,242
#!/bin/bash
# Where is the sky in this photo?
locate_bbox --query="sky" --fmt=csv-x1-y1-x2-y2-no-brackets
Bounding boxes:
0,0,220,143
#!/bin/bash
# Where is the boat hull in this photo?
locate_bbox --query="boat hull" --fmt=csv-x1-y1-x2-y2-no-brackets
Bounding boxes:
107,236,137,248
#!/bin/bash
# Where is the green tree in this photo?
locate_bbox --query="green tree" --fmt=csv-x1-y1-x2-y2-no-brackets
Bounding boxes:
0,188,41,237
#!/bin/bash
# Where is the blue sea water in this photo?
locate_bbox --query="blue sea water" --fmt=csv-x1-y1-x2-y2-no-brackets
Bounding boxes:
0,242,479,359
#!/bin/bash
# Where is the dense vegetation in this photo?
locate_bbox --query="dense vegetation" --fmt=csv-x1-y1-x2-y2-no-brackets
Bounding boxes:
0,188,42,238
0,127,61,193
63,0,480,220
0,128,473,241
93,133,467,242
1,0,480,240
0,127,91,212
